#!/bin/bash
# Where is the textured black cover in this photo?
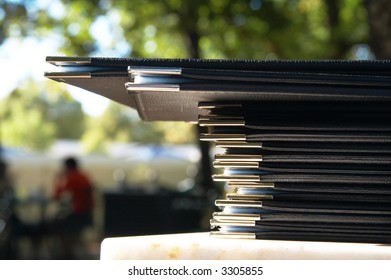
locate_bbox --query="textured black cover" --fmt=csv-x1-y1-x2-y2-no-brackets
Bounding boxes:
46,56,391,243
204,99,391,243
45,56,391,122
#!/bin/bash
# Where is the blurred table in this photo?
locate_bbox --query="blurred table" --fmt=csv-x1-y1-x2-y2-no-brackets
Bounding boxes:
100,232,391,260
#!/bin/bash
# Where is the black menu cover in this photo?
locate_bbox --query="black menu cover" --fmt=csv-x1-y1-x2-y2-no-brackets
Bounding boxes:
45,56,391,122
202,102,391,243
45,56,391,243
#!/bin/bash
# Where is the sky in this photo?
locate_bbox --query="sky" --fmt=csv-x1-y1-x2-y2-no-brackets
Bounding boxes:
0,0,131,117
0,37,113,117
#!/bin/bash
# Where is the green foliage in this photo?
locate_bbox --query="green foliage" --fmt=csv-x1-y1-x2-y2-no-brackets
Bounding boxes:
0,96,55,151
81,123,108,154
82,103,133,153
0,0,378,152
1,0,370,58
110,0,369,59
81,102,196,153
0,80,85,151
0,81,55,151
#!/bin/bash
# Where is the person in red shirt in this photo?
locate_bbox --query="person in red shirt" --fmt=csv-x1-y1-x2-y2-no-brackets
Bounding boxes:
54,157,93,217
53,157,94,259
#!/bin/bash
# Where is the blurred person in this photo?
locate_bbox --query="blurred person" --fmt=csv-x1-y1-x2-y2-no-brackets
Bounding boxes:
0,158,13,259
52,157,94,259
0,158,11,197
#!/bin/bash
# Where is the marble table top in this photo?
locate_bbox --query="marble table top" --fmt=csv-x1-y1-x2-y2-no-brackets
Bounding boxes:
100,232,391,260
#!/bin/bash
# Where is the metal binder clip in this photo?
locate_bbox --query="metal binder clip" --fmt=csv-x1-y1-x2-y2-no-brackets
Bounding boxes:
215,141,263,148
198,119,245,127
215,199,263,208
200,133,246,141
212,174,260,182
212,213,261,221
198,102,242,110
128,66,182,76
215,154,263,162
213,161,259,169
125,82,180,92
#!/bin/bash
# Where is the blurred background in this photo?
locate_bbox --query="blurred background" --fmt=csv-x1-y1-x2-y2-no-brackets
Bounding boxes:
0,0,390,259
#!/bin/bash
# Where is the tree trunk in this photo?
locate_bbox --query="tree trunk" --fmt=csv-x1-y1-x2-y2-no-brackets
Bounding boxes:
177,6,216,196
324,0,350,58
196,126,215,194
365,0,391,59
189,34,215,195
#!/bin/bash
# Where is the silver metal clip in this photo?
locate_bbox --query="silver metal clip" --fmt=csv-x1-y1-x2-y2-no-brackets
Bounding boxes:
198,102,242,110
215,154,262,162
215,199,263,208
212,174,260,182
198,119,245,127
215,141,262,149
128,66,182,76
212,213,261,221
213,161,259,169
125,82,180,92
200,134,246,142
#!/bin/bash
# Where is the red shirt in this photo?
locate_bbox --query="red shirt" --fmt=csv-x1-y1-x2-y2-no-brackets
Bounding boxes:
54,169,93,214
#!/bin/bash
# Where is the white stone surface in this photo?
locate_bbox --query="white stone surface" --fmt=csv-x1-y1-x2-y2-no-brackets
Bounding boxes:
100,232,391,260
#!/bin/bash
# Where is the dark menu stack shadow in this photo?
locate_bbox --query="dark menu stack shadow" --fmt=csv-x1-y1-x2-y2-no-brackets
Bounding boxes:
199,101,391,243
45,56,391,243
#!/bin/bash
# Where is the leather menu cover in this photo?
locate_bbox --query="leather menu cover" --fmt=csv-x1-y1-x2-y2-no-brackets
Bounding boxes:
202,102,391,243
45,56,391,243
45,56,391,122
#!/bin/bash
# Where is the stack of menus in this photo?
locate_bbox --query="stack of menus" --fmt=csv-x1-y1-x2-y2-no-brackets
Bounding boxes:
45,57,391,243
